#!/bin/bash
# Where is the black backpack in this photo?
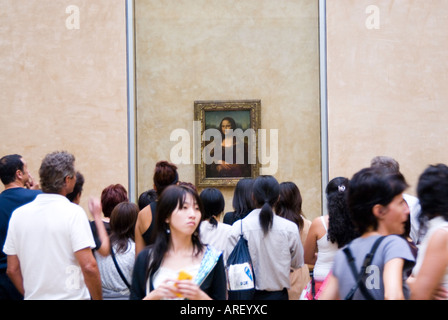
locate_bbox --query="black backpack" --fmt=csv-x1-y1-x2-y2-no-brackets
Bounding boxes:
226,221,256,300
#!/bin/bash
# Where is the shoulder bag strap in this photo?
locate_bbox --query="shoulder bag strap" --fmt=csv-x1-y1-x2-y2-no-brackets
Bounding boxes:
343,236,386,300
311,271,316,300
238,218,256,285
111,248,131,289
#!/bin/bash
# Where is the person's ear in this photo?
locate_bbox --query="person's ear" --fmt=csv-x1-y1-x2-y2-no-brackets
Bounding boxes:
15,169,23,180
372,204,387,219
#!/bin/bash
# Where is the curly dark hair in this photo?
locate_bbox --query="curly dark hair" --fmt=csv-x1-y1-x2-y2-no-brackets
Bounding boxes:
326,177,359,248
417,164,448,236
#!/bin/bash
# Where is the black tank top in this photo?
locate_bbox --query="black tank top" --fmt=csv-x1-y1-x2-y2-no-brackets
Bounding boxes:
141,201,157,245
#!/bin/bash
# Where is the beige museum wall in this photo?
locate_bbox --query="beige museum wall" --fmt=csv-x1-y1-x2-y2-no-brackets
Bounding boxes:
326,0,448,195
135,0,323,218
4,0,446,222
0,0,129,216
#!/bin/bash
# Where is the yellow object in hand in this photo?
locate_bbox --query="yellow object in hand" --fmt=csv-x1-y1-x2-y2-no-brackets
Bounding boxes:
175,270,192,297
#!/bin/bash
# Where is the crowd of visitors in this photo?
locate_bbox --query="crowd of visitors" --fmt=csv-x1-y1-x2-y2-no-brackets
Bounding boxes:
1,152,447,300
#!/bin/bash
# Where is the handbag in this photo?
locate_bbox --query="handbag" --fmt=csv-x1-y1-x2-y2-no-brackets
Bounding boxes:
300,270,331,300
110,248,131,289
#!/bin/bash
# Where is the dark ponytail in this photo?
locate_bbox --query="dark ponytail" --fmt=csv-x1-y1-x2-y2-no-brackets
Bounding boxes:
252,175,279,235
200,188,225,228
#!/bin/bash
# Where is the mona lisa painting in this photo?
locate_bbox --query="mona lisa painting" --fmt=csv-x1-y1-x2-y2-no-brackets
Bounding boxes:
194,100,261,187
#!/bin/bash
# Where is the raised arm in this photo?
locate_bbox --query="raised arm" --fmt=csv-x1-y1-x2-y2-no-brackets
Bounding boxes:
88,197,110,257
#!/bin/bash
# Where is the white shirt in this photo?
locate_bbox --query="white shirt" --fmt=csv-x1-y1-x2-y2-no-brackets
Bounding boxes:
313,216,338,281
226,208,304,291
404,194,421,244
412,216,448,295
199,220,231,256
3,194,96,300
152,264,201,291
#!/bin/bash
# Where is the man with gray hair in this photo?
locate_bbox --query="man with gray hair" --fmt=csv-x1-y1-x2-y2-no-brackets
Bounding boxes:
3,151,102,300
370,156,421,244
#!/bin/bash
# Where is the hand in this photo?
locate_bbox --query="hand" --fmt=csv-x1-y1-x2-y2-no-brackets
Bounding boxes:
144,279,178,300
432,286,448,300
174,280,210,300
88,197,102,218
25,172,40,190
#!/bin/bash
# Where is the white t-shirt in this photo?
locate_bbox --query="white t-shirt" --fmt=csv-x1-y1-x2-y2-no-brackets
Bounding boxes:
3,193,96,300
412,216,448,294
199,220,231,255
403,194,421,244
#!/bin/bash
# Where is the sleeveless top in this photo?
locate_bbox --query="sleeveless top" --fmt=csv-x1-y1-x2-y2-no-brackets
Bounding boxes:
141,201,157,245
313,216,338,281
413,216,448,295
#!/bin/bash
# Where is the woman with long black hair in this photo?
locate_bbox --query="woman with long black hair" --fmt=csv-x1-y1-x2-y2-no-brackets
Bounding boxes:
130,184,226,300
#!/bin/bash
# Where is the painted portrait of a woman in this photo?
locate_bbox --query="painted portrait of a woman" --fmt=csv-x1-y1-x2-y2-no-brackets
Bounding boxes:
205,116,251,178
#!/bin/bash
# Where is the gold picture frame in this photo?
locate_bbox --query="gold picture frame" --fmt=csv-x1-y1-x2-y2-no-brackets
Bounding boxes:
194,100,261,187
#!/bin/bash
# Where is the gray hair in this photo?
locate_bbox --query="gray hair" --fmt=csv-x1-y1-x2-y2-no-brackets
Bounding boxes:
370,156,400,174
39,151,76,193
